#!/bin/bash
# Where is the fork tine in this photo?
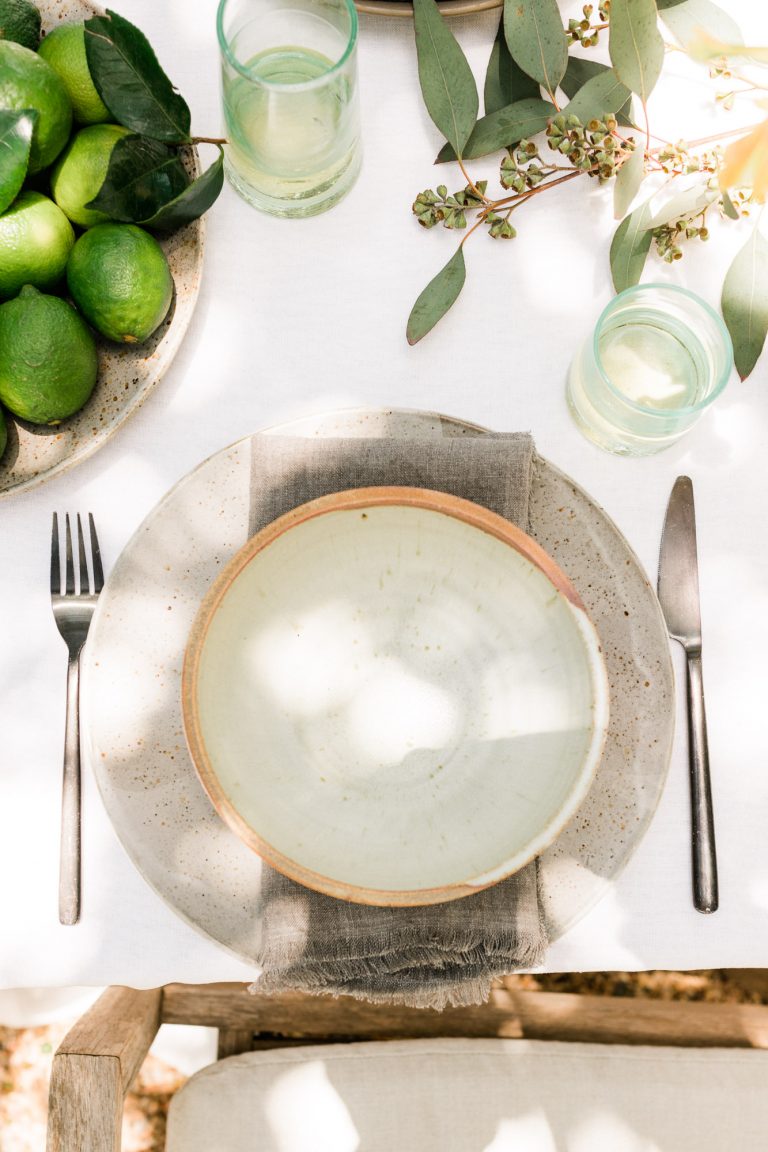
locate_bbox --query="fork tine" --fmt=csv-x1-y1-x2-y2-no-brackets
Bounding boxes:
50,513,61,594
88,514,104,594
76,514,88,595
64,514,75,596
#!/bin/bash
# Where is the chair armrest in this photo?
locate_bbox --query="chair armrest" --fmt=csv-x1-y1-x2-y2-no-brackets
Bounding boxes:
46,986,162,1152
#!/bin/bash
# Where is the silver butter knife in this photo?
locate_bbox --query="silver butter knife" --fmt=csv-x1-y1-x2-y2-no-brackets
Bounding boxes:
657,476,718,914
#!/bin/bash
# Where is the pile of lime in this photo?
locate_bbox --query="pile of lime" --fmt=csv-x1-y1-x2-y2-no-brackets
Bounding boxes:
0,0,175,454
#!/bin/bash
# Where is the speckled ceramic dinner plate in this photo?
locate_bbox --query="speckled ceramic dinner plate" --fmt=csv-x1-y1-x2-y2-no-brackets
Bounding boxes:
0,0,204,498
80,408,675,955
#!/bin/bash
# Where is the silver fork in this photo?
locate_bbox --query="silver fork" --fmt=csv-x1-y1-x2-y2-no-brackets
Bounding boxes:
50,513,104,925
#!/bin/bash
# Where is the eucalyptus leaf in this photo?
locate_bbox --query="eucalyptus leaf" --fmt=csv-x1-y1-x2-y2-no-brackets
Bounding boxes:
721,225,768,380
84,9,191,143
436,97,555,163
644,176,717,229
659,0,743,48
610,200,652,292
561,57,633,126
561,56,607,94
721,189,739,220
503,0,568,97
613,144,645,219
608,0,664,104
86,134,189,222
0,108,36,214
141,147,224,231
560,68,632,123
407,246,466,344
484,13,540,116
413,0,478,157
655,0,688,8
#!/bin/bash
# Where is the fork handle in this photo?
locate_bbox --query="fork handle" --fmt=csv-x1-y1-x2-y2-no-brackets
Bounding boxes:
59,653,81,925
686,650,718,914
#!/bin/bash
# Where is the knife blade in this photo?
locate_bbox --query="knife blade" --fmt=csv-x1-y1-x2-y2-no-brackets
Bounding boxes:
657,476,718,914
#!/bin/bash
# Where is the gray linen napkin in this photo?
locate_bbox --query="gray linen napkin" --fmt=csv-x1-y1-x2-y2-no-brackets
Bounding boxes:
246,432,547,1009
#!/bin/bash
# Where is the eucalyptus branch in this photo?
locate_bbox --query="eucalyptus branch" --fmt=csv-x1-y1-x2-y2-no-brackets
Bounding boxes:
491,168,583,213
663,124,764,152
406,0,768,374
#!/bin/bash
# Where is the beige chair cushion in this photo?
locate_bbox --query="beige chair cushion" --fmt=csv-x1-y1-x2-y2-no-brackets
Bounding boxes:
167,1037,768,1151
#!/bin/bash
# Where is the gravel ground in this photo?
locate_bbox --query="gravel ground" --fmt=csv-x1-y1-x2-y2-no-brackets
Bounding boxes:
2,971,765,1152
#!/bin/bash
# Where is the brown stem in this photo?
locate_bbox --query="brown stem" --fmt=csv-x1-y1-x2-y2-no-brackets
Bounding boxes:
457,156,489,203
191,136,228,145
489,168,584,212
642,100,651,152
546,88,562,113
459,214,489,247
651,123,761,153
728,72,768,93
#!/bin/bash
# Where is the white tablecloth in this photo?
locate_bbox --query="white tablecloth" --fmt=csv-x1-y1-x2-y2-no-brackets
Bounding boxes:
2,0,767,989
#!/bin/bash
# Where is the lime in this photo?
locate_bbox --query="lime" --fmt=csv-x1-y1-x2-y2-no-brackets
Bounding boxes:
0,0,40,50
0,40,72,172
0,190,74,299
0,285,97,423
67,223,173,344
50,122,129,227
38,22,110,125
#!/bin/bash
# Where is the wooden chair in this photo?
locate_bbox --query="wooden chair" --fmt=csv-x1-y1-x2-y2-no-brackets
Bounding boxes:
46,981,768,1152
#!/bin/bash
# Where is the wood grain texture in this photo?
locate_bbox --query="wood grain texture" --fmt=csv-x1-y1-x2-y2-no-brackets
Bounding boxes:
47,1055,123,1152
47,987,162,1152
160,983,768,1049
47,982,768,1149
56,987,162,1088
216,1029,256,1060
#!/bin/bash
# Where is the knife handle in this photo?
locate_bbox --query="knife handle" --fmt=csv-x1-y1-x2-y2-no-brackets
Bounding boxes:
686,650,718,914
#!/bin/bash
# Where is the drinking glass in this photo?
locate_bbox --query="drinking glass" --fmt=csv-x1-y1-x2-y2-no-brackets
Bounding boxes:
217,0,361,217
567,284,733,456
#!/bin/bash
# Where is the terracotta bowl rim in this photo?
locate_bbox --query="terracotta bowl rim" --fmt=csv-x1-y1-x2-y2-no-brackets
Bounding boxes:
182,485,610,906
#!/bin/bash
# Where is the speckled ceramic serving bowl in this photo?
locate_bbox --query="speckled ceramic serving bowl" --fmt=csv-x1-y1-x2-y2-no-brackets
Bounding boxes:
0,0,204,498
182,485,610,906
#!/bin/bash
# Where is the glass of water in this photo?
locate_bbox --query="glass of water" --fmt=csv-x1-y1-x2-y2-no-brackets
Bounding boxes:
567,284,733,456
217,0,361,218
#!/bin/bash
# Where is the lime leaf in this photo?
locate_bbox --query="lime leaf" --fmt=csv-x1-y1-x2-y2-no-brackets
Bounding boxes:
610,200,652,292
503,0,568,97
436,97,555,163
141,147,224,231
84,9,191,143
407,247,466,344
608,0,664,103
484,14,540,116
560,68,632,123
413,0,478,157
721,225,768,380
86,134,189,222
613,144,645,219
561,57,634,126
659,0,743,48
0,108,36,214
